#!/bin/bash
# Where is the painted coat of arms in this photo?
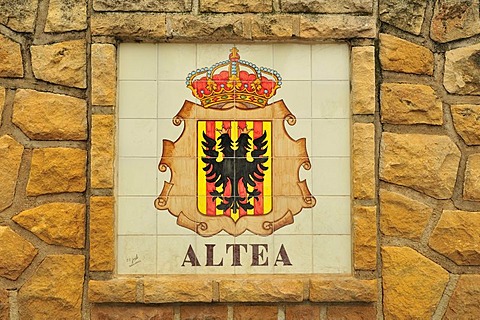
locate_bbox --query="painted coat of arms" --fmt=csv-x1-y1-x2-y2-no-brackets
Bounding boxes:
155,47,316,236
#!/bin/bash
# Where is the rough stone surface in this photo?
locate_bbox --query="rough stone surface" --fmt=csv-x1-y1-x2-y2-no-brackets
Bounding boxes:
285,304,320,320
168,15,245,40
310,278,377,302
444,43,480,95
0,226,37,280
0,34,24,78
91,305,174,320
0,289,7,320
444,275,480,319
381,83,443,125
144,278,213,303
300,15,375,39
0,0,38,32
18,255,85,320
353,206,376,271
89,196,114,271
45,0,87,32
181,304,228,320
31,40,86,88
464,154,480,201
351,46,375,115
233,305,277,320
0,135,24,212
201,0,272,12
94,0,190,11
379,0,427,35
91,115,114,188
12,89,87,140
219,278,303,302
380,133,460,199
451,104,480,145
326,305,376,320
379,34,434,75
88,279,137,303
91,12,166,38
13,202,86,249
0,87,4,126
431,0,480,43
352,123,375,200
250,15,295,39
92,44,116,106
429,210,480,265
380,189,432,240
382,246,449,320
26,148,87,196
281,0,372,13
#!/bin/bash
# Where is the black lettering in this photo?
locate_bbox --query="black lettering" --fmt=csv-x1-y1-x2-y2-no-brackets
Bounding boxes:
274,244,292,266
226,244,247,266
206,244,224,266
251,244,268,266
182,244,200,266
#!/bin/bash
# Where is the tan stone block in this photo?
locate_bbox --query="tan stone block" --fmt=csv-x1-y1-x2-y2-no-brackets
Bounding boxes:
91,304,174,320
91,115,114,188
379,34,434,75
281,0,372,13
27,147,87,196
451,104,480,145
379,0,427,35
465,154,480,201
167,15,245,40
352,123,375,200
327,304,376,320
88,279,137,303
91,12,166,38
310,277,377,302
233,305,277,320
0,86,5,127
444,43,480,95
381,83,443,125
89,196,114,271
0,0,37,32
379,189,432,240
0,135,24,211
31,40,86,88
12,89,87,140
351,46,375,115
431,0,480,43
0,226,37,280
444,275,480,319
181,304,228,320
429,210,480,265
382,246,449,320
353,206,376,271
18,255,85,320
300,15,375,39
144,278,213,303
380,133,460,199
92,44,116,106
0,289,7,320
45,0,87,32
219,278,303,302
0,34,23,78
200,0,272,13
285,304,320,320
13,202,85,249
93,0,190,12
251,15,295,39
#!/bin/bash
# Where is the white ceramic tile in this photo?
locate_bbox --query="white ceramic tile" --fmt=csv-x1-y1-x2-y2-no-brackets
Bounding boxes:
272,81,312,118
117,197,157,235
284,118,312,156
311,119,350,157
157,235,198,274
274,235,312,274
194,235,235,274
197,43,235,68
156,164,172,195
313,235,351,273
157,118,185,157
118,157,158,196
158,81,196,119
157,208,194,235
312,43,350,81
118,81,157,119
117,235,157,274
233,234,274,274
274,207,313,235
118,43,157,80
235,44,274,69
312,196,351,235
118,119,157,157
273,44,311,80
312,81,350,119
311,157,351,196
158,43,197,80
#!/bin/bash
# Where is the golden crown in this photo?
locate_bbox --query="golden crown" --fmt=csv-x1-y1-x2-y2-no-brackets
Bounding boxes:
186,47,282,108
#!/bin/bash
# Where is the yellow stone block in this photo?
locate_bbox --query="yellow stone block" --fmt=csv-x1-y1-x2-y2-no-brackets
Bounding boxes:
92,44,116,106
352,123,375,200
91,114,115,189
351,46,375,115
353,205,377,271
89,196,114,271
89,279,137,303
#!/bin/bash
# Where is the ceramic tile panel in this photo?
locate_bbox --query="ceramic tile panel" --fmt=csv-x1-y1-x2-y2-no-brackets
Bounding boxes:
117,43,352,275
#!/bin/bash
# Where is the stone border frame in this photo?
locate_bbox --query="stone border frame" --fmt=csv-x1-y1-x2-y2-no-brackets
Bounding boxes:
87,13,378,305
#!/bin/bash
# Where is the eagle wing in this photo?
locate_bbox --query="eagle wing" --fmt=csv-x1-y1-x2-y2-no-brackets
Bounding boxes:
244,131,269,188
201,131,223,185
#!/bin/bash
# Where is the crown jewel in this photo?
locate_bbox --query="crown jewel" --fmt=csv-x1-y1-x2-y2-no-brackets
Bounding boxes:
186,47,282,108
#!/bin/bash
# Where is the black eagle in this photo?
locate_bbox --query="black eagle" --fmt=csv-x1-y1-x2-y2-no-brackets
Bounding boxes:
201,128,269,213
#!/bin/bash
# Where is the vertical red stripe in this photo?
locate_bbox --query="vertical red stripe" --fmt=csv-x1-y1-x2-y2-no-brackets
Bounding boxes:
223,120,231,217
254,121,264,215
237,121,247,217
206,121,216,216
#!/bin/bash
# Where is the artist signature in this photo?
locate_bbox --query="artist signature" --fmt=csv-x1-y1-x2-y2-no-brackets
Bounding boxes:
126,254,141,267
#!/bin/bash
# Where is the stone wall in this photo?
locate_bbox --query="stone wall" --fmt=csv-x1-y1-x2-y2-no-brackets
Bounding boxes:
0,0,479,319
